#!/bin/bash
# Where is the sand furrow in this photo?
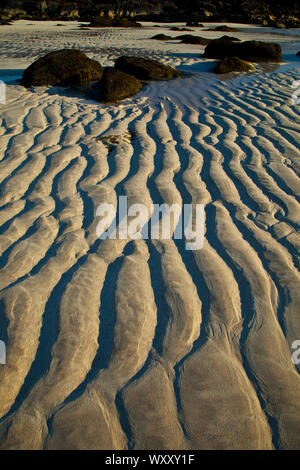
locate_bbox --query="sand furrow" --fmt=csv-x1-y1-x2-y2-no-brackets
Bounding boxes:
0,228,88,419
213,201,300,449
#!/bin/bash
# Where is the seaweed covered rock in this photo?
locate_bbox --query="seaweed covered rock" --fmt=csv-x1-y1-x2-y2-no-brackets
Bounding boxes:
203,39,282,62
203,38,234,58
151,34,172,40
91,67,142,103
115,56,184,81
178,35,210,45
215,56,254,73
21,49,103,87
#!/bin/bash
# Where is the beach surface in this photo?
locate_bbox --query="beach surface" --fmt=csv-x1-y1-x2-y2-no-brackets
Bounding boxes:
0,21,300,450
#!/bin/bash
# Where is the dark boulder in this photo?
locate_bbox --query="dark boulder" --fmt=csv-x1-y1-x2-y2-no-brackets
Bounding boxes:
203,39,282,62
178,35,210,45
115,56,184,81
203,38,238,59
215,56,254,73
21,49,103,88
151,34,172,40
297,51,300,57
91,67,142,103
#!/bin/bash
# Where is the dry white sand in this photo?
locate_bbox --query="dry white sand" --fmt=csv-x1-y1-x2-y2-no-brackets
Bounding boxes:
0,20,299,450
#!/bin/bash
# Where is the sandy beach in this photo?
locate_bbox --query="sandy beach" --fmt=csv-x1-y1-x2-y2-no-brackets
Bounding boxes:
0,20,300,450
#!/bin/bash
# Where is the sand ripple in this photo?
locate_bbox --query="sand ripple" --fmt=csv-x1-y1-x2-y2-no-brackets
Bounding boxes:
0,68,299,449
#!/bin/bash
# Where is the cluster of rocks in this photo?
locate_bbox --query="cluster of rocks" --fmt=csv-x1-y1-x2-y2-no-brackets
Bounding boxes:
151,33,210,45
21,49,184,103
202,37,282,74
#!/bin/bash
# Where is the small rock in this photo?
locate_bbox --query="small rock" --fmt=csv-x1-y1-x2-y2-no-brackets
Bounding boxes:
151,34,172,40
215,56,254,73
91,68,142,103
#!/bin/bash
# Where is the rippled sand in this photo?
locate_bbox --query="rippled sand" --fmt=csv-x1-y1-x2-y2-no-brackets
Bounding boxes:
0,21,300,450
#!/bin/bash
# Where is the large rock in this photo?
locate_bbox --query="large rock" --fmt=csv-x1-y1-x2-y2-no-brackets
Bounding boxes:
21,49,103,88
115,56,184,81
297,51,300,57
177,35,210,45
91,67,142,103
203,39,282,62
215,56,254,73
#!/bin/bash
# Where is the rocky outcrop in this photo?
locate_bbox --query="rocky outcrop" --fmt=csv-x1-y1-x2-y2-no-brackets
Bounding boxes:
89,16,142,27
21,49,103,88
90,67,142,103
114,56,184,81
1,0,299,24
203,39,282,62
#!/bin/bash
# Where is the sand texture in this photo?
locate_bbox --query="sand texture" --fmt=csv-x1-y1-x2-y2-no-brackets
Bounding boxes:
0,21,299,450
